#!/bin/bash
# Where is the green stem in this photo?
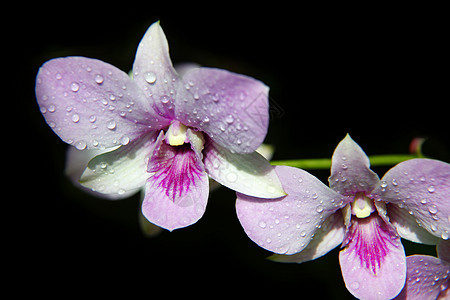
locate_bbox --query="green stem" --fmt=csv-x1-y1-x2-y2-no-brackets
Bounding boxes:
271,154,419,170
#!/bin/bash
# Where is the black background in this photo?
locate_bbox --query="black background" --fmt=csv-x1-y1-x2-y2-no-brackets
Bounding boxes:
9,3,448,298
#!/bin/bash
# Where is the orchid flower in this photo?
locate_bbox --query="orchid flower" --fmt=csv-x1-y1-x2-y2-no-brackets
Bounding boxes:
395,240,449,299
35,21,285,231
236,134,450,299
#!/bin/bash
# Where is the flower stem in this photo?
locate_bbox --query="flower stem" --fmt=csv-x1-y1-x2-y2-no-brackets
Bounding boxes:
271,154,419,170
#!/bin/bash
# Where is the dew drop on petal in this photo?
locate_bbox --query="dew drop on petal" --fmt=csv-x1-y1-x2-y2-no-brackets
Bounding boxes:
48,104,56,113
428,205,438,215
70,82,80,92
350,281,360,290
94,74,104,84
71,114,80,123
427,185,436,193
225,115,234,124
74,140,87,150
160,95,170,104
144,72,156,84
106,120,116,130
119,135,130,145
258,221,267,229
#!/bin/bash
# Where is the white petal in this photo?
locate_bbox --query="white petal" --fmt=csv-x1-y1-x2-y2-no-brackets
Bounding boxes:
80,132,157,196
203,141,285,198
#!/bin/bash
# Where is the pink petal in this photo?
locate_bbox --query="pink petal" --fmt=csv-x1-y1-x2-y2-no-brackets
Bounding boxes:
270,211,345,263
438,239,450,262
236,166,348,255
329,134,380,196
339,213,406,299
36,56,165,150
132,21,179,120
372,158,450,241
142,133,209,231
394,255,450,300
175,67,269,153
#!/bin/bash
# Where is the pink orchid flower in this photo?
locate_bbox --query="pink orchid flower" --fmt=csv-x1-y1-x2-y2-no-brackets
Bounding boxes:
236,134,449,299
395,240,449,299
35,21,285,231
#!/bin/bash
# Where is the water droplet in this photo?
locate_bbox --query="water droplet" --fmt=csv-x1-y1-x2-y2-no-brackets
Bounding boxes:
160,95,170,104
89,115,97,123
300,231,306,237
226,172,238,183
70,82,80,92
48,104,56,112
316,206,324,213
258,221,267,229
420,199,427,204
380,181,388,188
211,93,220,102
442,231,449,240
106,120,116,130
94,74,104,84
144,72,156,84
225,115,234,124
427,185,436,193
428,205,438,215
392,179,398,186
350,281,360,290
71,114,80,123
55,73,62,80
74,140,87,150
119,135,130,145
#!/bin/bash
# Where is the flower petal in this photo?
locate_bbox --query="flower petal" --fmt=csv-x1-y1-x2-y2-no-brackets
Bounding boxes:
328,134,380,196
394,255,450,300
132,21,179,120
339,213,406,300
236,166,348,255
79,132,157,195
270,211,345,263
65,145,137,199
438,239,450,262
175,67,269,153
142,133,209,231
36,56,164,150
388,203,440,245
372,158,450,240
203,141,285,198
